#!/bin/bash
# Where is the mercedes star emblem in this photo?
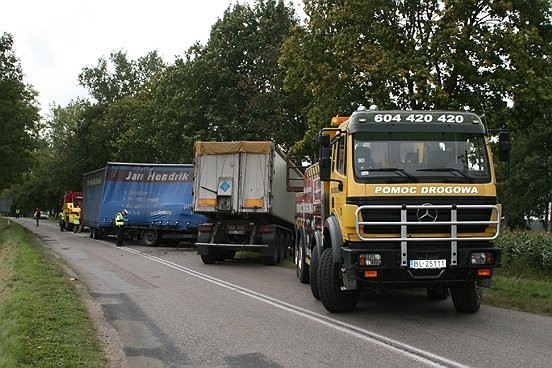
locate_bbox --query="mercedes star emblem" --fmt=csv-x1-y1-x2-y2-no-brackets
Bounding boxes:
417,203,438,222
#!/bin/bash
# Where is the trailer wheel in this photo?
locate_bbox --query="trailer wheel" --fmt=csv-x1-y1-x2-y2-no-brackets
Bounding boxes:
427,286,449,300
142,230,158,247
309,244,320,300
296,236,310,283
451,281,482,313
319,248,359,313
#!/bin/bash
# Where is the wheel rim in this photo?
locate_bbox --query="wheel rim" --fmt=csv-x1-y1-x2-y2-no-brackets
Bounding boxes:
144,232,155,245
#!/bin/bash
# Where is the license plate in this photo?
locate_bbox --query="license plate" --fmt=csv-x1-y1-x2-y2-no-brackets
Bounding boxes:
409,259,446,269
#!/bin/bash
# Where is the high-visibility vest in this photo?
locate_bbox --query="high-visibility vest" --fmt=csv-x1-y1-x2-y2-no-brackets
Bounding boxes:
73,214,80,225
60,212,65,221
115,212,125,227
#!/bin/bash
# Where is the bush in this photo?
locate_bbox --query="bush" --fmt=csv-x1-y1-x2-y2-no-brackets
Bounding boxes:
497,231,552,276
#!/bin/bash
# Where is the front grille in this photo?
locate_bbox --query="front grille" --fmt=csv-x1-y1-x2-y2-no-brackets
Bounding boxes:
349,198,500,268
355,204,499,241
348,196,498,236
360,206,492,234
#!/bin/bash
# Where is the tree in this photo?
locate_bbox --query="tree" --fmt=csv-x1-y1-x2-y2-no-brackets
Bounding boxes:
150,0,307,163
78,50,166,104
0,32,41,189
281,0,552,158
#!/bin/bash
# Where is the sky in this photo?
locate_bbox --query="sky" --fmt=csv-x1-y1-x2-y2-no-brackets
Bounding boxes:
1,0,304,118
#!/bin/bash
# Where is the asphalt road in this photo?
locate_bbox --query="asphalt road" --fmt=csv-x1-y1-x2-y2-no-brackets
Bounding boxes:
12,217,552,368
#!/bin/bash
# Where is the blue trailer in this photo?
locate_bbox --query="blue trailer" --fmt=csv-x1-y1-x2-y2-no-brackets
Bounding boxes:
82,162,206,246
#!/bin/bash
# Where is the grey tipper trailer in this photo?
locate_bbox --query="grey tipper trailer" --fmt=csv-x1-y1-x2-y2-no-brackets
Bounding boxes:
193,141,302,265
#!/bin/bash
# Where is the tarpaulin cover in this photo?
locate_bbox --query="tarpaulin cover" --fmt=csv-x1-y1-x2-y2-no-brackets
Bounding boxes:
194,141,273,155
82,163,206,230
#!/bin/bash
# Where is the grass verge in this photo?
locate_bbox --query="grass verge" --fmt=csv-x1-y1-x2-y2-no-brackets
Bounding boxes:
0,218,107,368
484,274,552,316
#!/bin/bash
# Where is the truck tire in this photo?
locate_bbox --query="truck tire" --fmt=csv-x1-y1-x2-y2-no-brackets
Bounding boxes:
451,281,482,313
319,247,359,313
142,230,158,247
296,236,310,283
427,286,449,300
309,243,320,300
201,253,217,264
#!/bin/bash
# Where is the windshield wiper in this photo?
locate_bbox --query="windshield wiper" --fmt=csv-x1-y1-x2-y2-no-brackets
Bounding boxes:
369,168,417,182
416,168,473,182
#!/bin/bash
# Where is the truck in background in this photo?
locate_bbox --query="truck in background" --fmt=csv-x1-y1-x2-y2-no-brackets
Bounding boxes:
193,141,303,265
295,105,511,313
82,162,206,246
62,191,83,231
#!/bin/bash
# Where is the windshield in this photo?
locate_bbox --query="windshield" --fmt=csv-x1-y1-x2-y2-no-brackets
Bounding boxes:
353,131,491,183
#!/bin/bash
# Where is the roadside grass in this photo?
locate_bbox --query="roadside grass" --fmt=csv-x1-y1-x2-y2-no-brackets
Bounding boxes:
484,274,552,316
483,257,552,316
484,231,552,316
0,218,107,368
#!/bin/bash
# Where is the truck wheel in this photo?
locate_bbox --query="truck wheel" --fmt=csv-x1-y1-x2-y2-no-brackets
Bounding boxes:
142,231,158,247
451,281,482,313
201,253,217,264
427,286,449,300
309,244,320,300
296,237,310,283
319,247,359,313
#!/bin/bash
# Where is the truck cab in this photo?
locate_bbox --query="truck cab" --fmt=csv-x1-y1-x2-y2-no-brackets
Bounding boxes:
62,191,83,231
296,105,511,313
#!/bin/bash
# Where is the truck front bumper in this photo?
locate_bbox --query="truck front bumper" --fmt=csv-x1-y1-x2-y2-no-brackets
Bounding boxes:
341,241,501,288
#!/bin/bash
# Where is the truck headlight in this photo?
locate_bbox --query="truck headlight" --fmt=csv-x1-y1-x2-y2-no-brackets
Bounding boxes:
359,253,382,266
470,252,494,265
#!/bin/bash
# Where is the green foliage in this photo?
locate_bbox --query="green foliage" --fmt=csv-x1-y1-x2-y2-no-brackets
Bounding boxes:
157,0,305,159
78,50,166,104
485,276,552,316
280,0,552,160
0,33,41,189
500,126,552,228
497,231,552,276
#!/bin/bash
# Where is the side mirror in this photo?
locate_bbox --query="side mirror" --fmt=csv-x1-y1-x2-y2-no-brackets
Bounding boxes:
318,134,330,146
498,129,511,162
318,134,331,181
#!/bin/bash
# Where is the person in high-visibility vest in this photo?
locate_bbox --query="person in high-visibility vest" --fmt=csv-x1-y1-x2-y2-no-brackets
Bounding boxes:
73,213,80,233
59,211,66,231
115,209,128,247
